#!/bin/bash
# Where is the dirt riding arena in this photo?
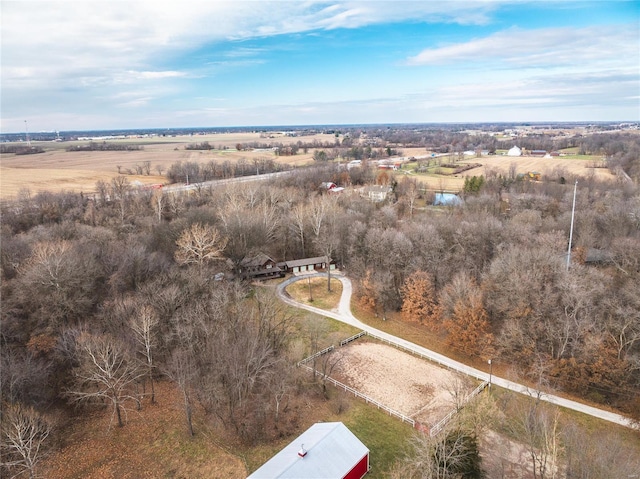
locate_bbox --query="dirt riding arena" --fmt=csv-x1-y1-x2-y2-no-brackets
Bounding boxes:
332,341,475,426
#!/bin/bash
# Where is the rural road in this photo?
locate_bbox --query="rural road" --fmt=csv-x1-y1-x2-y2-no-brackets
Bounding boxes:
162,170,292,193
276,273,638,431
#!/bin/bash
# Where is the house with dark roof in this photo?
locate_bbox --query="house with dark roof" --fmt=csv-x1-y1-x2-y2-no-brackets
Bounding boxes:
247,422,369,479
238,253,284,280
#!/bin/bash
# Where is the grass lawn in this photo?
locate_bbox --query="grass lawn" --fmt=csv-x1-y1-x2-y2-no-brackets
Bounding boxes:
285,276,343,310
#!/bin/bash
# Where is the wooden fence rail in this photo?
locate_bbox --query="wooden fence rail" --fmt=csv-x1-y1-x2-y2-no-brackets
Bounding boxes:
364,331,485,382
340,331,366,346
297,345,335,366
299,364,416,427
296,333,487,434
429,381,488,437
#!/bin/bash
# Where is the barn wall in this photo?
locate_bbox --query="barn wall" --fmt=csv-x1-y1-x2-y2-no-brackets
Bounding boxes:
343,453,369,479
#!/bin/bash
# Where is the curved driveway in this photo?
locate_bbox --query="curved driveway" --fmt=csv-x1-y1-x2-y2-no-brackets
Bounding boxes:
277,273,638,431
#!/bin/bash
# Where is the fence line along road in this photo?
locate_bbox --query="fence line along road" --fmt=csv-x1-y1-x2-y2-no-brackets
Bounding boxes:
276,273,638,431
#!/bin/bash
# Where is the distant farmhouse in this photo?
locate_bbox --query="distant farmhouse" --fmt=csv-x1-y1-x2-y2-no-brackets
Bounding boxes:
360,185,392,203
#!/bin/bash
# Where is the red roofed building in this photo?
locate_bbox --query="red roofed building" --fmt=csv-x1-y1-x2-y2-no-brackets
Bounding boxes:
247,422,369,479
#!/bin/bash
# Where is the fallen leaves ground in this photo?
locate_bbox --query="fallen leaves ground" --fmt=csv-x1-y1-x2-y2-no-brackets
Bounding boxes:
40,382,247,479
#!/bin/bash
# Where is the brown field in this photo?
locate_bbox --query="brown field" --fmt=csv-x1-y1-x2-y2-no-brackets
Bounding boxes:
458,154,614,181
0,132,335,199
333,341,474,426
396,149,614,192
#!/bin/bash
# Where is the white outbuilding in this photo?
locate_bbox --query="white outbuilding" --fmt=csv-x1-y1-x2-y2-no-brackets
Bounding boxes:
507,146,522,156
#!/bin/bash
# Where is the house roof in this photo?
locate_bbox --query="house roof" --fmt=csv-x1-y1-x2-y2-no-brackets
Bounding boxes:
247,422,368,479
240,253,275,268
285,256,329,268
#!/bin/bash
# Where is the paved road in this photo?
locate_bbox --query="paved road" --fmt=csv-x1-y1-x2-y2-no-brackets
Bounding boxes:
162,170,292,193
277,273,638,431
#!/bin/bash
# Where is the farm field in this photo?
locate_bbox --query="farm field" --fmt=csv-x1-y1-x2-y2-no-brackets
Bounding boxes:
0,132,334,199
398,153,614,191
457,155,614,181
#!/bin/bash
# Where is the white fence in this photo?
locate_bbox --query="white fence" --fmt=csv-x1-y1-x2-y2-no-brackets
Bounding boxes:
297,331,488,434
364,331,486,382
297,345,335,366
299,364,416,427
340,331,366,346
429,381,488,437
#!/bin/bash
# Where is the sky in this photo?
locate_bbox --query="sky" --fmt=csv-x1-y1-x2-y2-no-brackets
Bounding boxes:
1,0,639,132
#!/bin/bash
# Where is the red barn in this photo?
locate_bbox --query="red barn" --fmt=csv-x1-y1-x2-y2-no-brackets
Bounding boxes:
247,422,369,479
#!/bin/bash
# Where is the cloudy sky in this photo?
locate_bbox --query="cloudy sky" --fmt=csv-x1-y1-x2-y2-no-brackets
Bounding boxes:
1,0,638,132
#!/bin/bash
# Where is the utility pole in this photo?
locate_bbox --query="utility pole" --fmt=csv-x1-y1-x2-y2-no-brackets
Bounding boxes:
488,359,493,392
566,180,578,271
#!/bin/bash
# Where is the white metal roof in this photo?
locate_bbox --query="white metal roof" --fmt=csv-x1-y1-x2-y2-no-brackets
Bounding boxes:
247,422,369,479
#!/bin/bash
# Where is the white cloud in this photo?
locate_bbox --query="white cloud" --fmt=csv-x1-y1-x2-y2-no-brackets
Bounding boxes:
407,24,638,68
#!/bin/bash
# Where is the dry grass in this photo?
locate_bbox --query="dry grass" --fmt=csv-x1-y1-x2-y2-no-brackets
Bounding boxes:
39,382,247,479
458,155,614,181
36,376,414,479
285,276,343,310
396,152,615,193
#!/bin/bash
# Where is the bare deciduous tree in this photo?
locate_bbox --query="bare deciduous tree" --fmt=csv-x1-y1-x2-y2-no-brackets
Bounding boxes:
165,348,197,437
1,403,51,479
174,223,228,270
67,333,144,428
129,305,159,403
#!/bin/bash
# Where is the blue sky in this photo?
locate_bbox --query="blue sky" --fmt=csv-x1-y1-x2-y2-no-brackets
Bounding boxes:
1,1,638,132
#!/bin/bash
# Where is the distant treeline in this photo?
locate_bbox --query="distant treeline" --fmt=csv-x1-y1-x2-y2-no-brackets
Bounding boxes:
166,157,285,184
0,144,45,155
185,141,219,150
66,142,143,152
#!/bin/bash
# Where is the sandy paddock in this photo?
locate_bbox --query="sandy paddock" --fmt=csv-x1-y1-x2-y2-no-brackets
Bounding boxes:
332,341,475,425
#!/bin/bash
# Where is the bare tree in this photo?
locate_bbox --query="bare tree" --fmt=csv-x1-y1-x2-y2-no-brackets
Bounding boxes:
151,190,164,223
110,176,131,224
129,305,159,403
508,397,562,479
1,403,51,479
165,348,197,437
291,203,308,257
174,223,228,270
67,333,144,428
392,426,484,479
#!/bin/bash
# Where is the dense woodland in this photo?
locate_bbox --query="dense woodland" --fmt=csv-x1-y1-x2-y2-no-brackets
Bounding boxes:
1,129,640,478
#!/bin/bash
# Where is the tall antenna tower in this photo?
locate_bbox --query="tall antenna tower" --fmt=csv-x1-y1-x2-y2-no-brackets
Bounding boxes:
24,120,31,147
